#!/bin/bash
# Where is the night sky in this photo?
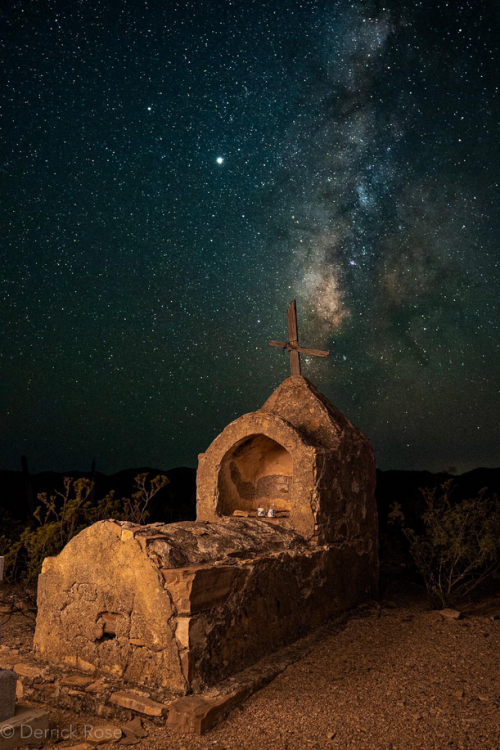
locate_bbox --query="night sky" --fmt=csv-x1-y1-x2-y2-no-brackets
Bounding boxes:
2,0,499,475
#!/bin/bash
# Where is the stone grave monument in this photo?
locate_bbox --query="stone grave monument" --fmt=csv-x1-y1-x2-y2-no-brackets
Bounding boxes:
34,302,378,698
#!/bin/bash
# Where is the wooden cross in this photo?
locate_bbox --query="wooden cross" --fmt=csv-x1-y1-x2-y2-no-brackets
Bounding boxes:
269,300,329,376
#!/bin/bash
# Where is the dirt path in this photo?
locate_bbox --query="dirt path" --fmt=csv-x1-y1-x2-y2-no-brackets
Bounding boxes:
2,586,500,749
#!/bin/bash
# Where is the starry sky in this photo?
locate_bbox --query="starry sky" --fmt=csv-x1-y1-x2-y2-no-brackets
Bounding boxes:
2,0,499,475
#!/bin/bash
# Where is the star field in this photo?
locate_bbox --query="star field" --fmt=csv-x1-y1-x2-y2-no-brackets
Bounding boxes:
2,0,499,474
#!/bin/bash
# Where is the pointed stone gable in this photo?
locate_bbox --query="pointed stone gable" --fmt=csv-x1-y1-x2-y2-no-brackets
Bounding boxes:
260,375,367,452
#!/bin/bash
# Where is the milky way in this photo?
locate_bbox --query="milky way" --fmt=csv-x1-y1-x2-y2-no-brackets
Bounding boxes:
2,0,499,474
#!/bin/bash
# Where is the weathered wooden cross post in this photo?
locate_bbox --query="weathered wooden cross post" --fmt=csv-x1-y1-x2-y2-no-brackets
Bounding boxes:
269,300,329,376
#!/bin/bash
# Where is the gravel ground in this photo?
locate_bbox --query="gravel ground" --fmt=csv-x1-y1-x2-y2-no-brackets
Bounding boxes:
152,588,500,750
2,583,500,750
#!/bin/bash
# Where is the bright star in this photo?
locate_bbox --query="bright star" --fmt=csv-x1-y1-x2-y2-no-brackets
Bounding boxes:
216,157,224,164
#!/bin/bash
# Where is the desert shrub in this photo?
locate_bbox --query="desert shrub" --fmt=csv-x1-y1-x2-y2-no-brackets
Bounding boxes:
121,472,169,524
3,472,169,586
400,480,500,607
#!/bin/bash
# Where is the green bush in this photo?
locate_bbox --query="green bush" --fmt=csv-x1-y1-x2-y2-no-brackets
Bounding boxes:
401,480,500,608
3,473,169,586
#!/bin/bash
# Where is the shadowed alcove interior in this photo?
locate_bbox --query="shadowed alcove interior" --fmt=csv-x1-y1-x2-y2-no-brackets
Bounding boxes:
217,433,293,516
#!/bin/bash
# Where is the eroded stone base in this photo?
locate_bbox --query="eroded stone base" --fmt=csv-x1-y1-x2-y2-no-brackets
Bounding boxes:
3,604,365,734
34,519,377,695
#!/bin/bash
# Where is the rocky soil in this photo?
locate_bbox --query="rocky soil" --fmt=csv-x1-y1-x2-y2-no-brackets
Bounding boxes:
1,581,500,750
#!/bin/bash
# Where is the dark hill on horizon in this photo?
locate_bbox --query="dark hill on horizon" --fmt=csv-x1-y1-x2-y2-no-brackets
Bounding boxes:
0,466,197,525
0,465,499,529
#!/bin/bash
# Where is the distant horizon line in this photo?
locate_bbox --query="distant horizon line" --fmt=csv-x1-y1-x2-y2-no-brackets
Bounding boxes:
1,463,499,478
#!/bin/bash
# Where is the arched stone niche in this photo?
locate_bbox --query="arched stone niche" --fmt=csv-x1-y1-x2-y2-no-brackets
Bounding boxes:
218,434,293,516
197,411,317,540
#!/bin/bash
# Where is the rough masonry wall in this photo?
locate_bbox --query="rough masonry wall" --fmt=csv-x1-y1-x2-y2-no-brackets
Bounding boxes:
188,542,377,689
260,376,378,558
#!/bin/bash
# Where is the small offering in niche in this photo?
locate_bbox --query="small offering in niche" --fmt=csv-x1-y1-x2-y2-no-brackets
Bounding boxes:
231,506,289,519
